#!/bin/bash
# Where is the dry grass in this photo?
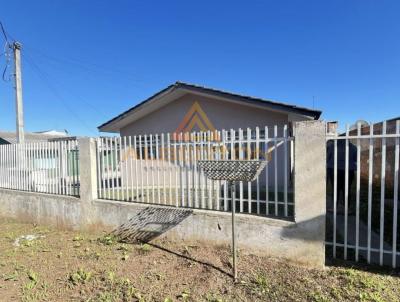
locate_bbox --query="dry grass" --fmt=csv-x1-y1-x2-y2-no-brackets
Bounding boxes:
0,217,399,302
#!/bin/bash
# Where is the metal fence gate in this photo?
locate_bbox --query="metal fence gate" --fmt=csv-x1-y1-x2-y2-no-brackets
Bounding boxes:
325,120,400,268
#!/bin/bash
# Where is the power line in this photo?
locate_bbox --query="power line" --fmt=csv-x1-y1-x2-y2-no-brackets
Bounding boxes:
1,44,10,82
0,23,168,135
23,52,97,134
23,44,155,87
21,46,156,119
21,51,110,119
0,21,9,43
0,21,12,82
1,22,108,134
22,51,98,135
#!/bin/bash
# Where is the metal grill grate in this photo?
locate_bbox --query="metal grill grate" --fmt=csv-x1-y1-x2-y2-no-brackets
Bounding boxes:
197,159,267,281
197,160,267,182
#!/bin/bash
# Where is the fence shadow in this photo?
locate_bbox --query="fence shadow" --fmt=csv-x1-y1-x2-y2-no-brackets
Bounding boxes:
111,206,193,242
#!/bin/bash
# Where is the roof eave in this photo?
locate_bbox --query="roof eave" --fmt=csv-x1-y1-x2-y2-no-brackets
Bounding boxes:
98,82,322,132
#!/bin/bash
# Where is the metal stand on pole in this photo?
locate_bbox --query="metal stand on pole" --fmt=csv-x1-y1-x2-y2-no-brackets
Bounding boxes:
198,160,266,281
231,181,237,281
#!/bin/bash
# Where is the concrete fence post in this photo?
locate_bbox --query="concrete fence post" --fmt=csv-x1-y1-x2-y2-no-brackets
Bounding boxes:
78,137,98,226
293,120,326,267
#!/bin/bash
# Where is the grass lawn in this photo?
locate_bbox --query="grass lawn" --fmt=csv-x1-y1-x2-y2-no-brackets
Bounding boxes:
0,218,399,302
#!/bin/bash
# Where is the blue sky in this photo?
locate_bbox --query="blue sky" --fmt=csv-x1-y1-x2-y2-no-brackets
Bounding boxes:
0,0,399,136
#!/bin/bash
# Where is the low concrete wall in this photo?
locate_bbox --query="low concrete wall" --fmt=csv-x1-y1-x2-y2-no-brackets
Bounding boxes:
0,187,324,267
91,199,324,267
0,188,81,229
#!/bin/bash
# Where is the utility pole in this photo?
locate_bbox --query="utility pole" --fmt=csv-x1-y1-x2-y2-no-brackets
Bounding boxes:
13,41,24,143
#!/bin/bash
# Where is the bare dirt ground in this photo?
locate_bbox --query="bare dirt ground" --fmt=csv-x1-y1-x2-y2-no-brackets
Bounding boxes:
0,218,399,302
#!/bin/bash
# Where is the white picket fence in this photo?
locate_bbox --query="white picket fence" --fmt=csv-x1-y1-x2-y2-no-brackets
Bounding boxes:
326,120,400,268
0,140,80,196
96,126,294,218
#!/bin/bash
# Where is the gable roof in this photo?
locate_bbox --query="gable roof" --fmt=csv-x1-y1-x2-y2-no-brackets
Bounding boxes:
98,81,322,132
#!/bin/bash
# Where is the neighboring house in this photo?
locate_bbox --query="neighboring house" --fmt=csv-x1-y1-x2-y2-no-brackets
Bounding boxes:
33,129,71,137
0,129,70,144
98,81,321,136
327,117,400,199
97,82,321,192
351,117,399,189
